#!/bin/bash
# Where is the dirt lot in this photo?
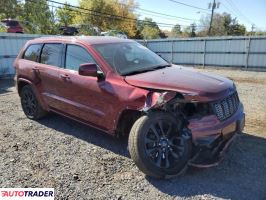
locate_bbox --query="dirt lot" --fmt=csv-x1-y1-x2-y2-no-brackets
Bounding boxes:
0,68,266,200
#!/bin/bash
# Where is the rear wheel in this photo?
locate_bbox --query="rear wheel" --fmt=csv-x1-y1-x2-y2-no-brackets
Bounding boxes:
128,111,192,179
20,85,47,119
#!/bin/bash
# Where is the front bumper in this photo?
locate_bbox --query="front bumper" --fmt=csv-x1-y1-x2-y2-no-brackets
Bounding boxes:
187,103,245,167
188,103,245,143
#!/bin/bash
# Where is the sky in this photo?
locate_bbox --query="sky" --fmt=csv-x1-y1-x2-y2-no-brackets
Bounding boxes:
56,0,266,31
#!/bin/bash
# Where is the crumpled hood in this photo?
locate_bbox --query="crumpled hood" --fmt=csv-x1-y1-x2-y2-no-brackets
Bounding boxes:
124,65,235,102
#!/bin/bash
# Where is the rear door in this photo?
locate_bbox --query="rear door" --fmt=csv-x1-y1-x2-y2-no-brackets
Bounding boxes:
17,43,44,91
37,43,65,109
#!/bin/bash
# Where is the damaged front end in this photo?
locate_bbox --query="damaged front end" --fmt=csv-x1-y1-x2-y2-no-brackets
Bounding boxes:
140,90,245,168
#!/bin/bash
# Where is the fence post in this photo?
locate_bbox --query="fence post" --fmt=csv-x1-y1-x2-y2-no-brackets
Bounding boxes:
144,39,148,47
245,36,251,69
203,39,206,68
171,40,174,64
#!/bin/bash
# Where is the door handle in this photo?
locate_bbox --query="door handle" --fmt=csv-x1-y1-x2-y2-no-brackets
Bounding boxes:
59,74,70,80
32,67,39,71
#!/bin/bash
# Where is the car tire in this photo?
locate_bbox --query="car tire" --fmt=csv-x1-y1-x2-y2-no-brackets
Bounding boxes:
20,85,47,119
128,111,192,179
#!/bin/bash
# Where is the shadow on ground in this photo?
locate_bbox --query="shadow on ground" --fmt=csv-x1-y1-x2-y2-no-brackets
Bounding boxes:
39,113,130,158
38,113,266,200
0,78,15,94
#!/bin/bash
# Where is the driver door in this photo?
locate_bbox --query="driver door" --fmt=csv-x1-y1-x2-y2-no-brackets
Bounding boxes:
55,44,111,130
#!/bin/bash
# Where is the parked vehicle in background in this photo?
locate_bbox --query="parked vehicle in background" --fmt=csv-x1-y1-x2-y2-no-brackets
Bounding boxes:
1,19,23,33
59,26,79,36
14,36,245,179
101,30,127,39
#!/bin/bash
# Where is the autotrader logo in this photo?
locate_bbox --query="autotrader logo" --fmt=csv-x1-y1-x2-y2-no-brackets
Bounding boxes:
0,188,54,200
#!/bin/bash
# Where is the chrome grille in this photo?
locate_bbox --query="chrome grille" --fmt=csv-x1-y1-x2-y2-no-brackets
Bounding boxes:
213,92,239,121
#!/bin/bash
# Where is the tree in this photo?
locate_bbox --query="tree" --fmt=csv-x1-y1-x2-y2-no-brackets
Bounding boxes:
141,26,160,39
251,31,266,36
56,3,75,27
0,23,6,32
199,12,246,36
159,30,167,38
223,13,246,36
21,0,56,34
161,30,171,38
136,18,161,39
171,24,182,38
228,23,246,36
0,0,22,19
182,26,191,37
199,13,225,36
76,0,137,37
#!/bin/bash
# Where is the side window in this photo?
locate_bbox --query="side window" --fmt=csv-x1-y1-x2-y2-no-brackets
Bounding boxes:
65,44,95,71
23,44,42,62
40,43,63,67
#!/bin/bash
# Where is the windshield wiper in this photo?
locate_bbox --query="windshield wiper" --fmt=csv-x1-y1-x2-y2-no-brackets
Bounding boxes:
150,64,171,70
122,64,171,76
122,69,154,76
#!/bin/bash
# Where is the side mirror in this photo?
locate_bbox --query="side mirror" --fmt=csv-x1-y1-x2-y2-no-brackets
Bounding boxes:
79,63,97,77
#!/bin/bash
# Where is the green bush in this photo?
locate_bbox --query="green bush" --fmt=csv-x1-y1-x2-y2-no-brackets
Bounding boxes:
0,24,7,32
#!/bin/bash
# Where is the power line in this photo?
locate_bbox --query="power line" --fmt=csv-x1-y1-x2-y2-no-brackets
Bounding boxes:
45,0,181,27
116,1,200,21
46,0,198,25
25,0,209,31
168,0,210,13
219,1,264,31
225,0,254,25
135,10,193,23
221,2,238,18
44,0,209,28
136,7,199,22
227,0,253,23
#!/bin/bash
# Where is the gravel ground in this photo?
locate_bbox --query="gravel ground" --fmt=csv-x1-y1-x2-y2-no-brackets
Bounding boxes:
0,68,266,200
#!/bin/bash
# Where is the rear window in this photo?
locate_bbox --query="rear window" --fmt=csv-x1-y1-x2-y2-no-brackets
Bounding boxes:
40,43,63,67
23,44,42,62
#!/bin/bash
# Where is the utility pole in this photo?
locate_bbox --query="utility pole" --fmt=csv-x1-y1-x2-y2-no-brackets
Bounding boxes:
251,24,255,36
208,0,219,36
190,23,196,37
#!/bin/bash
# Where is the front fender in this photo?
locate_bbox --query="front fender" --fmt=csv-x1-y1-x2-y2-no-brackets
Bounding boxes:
141,91,177,112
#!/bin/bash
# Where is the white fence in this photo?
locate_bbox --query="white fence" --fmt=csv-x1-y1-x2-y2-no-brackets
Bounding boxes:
1,33,266,77
140,36,266,70
0,33,45,76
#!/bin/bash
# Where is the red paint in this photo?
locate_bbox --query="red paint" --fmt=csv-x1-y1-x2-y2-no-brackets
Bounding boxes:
125,66,234,102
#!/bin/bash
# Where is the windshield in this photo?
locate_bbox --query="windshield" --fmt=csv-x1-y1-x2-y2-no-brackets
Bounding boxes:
93,42,170,75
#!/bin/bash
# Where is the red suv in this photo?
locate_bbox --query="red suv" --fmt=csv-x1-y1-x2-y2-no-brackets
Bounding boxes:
1,19,23,33
14,36,245,179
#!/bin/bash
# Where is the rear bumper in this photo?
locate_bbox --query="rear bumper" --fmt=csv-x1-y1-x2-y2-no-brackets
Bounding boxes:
187,103,245,167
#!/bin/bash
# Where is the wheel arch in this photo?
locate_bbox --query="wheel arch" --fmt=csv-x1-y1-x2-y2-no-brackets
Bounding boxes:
17,78,49,111
17,78,32,96
115,109,143,137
